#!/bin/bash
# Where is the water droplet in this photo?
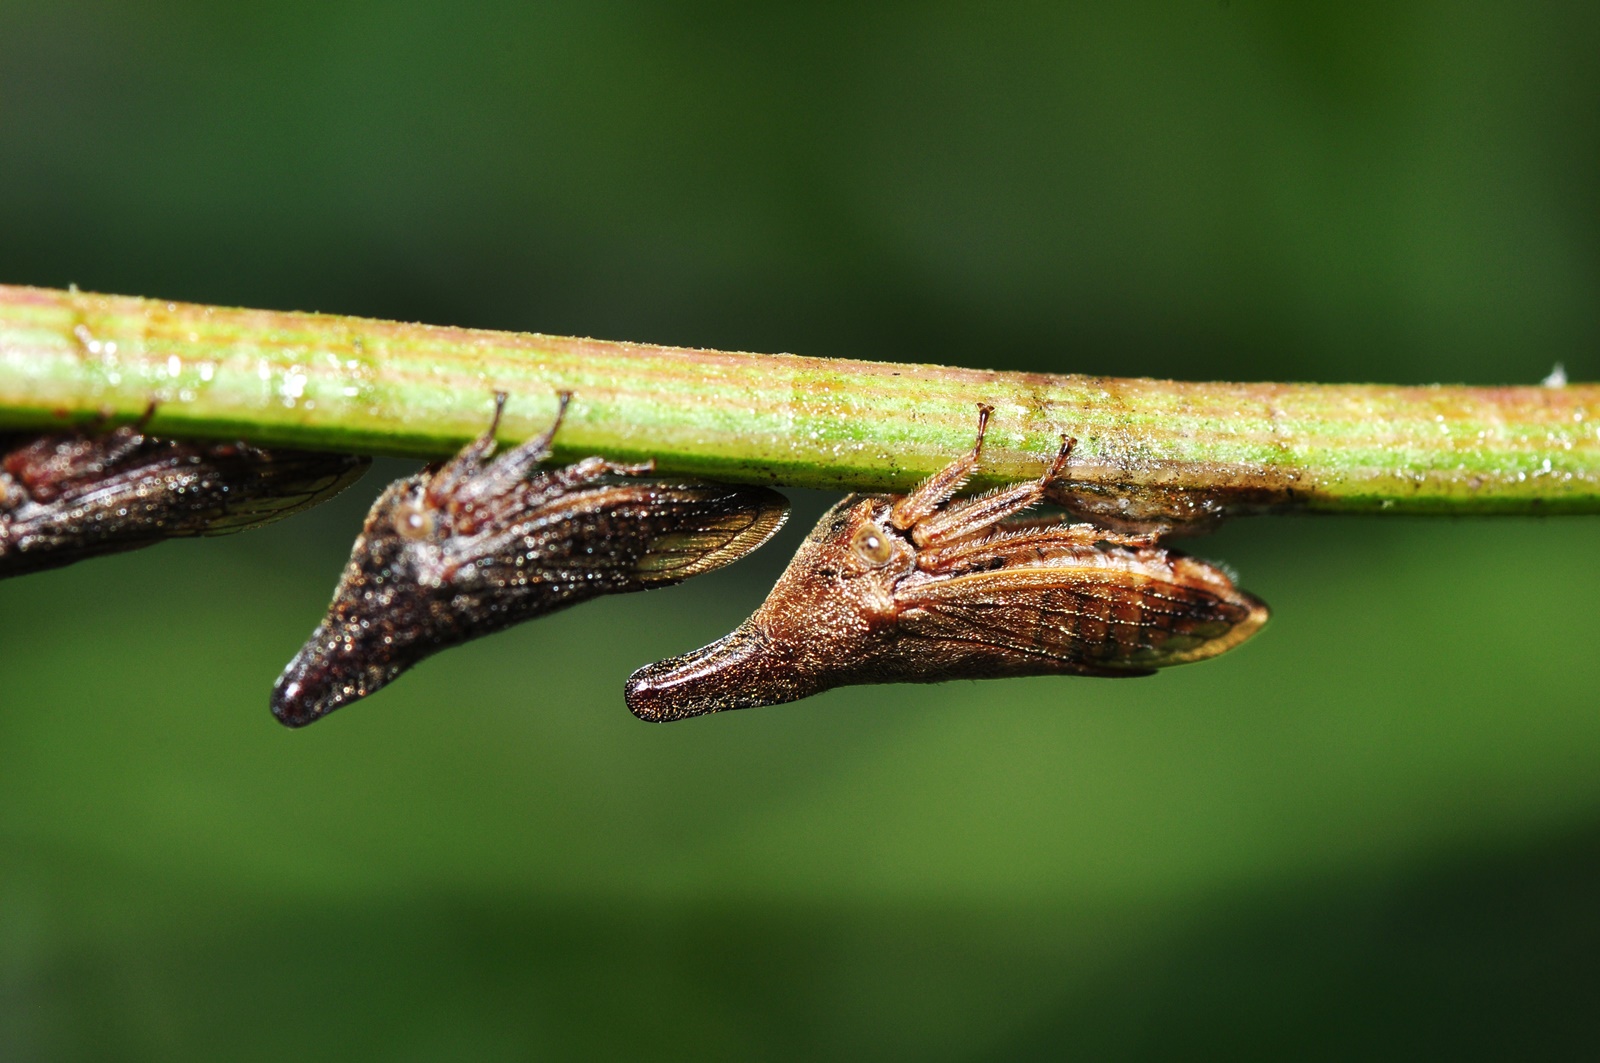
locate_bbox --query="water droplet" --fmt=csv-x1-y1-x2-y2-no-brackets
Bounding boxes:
73,324,102,355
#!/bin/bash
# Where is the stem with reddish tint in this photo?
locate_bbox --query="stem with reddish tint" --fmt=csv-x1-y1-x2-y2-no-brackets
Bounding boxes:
1,283,1596,516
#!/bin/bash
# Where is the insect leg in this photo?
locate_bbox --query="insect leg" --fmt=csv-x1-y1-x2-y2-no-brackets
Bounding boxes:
86,403,160,470
912,515,1175,574
521,454,654,500
449,391,574,509
425,392,511,506
62,401,156,473
910,435,1075,548
889,403,993,531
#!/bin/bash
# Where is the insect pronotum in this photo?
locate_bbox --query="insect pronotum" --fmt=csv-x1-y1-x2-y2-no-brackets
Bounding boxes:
271,391,789,727
626,404,1269,721
0,414,369,580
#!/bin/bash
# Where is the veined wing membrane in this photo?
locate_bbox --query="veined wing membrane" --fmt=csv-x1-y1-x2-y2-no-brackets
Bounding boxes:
898,563,1268,672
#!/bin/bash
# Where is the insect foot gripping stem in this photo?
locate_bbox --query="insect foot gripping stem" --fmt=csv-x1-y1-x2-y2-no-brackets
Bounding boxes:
271,392,789,728
625,404,1269,722
0,421,368,580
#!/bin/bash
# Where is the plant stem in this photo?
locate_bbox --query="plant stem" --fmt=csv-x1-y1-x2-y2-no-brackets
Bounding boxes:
1,283,1596,518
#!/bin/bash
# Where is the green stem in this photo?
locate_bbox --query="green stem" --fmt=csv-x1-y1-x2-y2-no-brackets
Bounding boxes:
1,283,1596,517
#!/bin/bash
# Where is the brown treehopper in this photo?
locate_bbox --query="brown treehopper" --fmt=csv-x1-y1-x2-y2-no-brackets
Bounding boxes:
626,405,1269,721
0,418,369,580
271,392,789,728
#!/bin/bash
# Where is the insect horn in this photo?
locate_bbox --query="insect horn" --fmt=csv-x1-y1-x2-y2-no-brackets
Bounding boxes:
625,620,822,722
271,608,409,728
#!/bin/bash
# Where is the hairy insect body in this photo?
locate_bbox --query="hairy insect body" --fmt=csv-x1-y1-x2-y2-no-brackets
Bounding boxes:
271,393,789,728
0,424,368,579
626,408,1268,721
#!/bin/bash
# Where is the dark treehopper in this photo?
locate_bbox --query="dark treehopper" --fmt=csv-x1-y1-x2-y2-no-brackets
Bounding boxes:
0,416,369,580
271,392,789,728
626,404,1269,721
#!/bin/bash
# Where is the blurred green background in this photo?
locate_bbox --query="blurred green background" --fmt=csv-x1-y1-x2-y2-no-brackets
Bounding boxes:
3,2,1599,1059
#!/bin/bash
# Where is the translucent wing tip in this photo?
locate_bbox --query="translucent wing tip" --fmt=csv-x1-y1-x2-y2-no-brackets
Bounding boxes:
202,451,372,536
1145,588,1271,668
633,486,789,583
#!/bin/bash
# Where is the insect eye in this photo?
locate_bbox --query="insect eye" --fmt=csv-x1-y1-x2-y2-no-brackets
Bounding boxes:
851,522,894,565
393,497,437,540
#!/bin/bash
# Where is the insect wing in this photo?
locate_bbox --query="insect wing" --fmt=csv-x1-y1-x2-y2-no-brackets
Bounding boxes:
0,432,368,579
452,481,788,590
617,483,789,583
192,447,370,536
897,561,1268,675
